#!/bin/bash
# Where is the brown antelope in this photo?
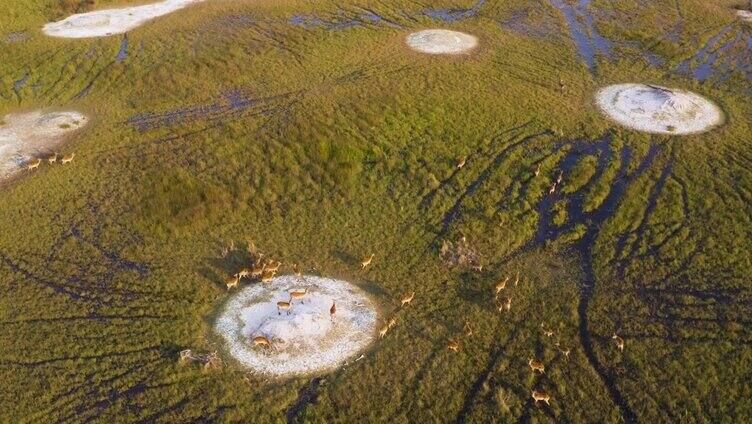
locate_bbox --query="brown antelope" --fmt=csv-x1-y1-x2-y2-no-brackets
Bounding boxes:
400,291,415,307
277,298,292,315
289,288,307,303
387,317,397,330
26,158,42,171
558,346,571,359
464,321,473,337
457,157,467,169
447,339,460,352
61,152,75,164
612,333,624,351
379,323,390,338
293,263,301,277
495,277,509,295
502,296,512,312
534,163,541,177
514,271,520,287
360,253,375,270
330,301,336,319
250,262,266,278
261,269,275,283
541,325,554,338
528,358,545,374
236,268,251,279
178,349,194,365
531,390,551,406
221,247,229,258
48,153,58,164
252,335,271,348
265,260,281,274
549,182,557,195
556,170,563,184
225,274,240,290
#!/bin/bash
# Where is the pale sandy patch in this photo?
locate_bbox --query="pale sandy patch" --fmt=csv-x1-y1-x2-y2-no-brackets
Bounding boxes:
406,29,478,54
43,0,205,38
0,110,88,179
595,83,723,135
214,275,378,376
737,9,752,23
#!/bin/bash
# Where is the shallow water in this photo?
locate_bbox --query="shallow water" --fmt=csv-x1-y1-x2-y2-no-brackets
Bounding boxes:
115,36,129,63
549,0,612,71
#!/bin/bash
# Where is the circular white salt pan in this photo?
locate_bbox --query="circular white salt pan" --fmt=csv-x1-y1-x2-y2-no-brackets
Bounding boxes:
214,275,378,376
42,0,205,38
406,29,478,54
0,110,88,179
595,83,723,135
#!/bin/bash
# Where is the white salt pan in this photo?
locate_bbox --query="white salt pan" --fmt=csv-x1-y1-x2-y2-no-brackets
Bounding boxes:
406,29,478,54
214,275,378,376
595,83,723,135
0,110,88,179
43,0,205,38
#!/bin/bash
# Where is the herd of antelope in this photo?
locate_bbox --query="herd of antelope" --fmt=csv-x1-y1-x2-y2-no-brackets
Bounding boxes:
25,152,75,171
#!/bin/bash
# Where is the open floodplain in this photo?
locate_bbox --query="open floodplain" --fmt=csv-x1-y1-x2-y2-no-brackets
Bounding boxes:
1,0,752,422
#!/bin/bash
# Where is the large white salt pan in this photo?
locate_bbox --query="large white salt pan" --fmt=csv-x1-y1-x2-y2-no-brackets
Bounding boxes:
0,110,88,179
43,0,205,38
406,29,478,54
214,275,378,376
595,83,723,135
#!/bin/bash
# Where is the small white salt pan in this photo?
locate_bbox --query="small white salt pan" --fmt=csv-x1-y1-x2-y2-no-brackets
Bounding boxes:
0,110,88,179
42,0,205,38
214,275,378,376
595,83,723,135
406,29,478,54
737,10,752,22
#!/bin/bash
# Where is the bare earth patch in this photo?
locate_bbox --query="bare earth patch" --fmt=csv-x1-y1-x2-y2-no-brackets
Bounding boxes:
0,110,88,179
406,29,478,54
214,275,378,376
42,0,205,38
595,83,724,135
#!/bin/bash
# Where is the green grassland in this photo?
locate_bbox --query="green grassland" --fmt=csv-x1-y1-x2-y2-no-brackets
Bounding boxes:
1,0,751,422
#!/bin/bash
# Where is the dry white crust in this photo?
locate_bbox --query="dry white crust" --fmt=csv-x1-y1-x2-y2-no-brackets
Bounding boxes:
214,275,378,376
42,0,205,38
595,83,724,135
0,110,88,179
406,29,478,54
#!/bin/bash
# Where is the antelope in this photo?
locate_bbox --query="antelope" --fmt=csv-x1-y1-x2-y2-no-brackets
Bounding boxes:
541,325,554,338
528,358,545,374
531,390,551,406
221,247,229,258
502,296,512,312
495,276,509,295
250,263,266,278
534,163,541,177
225,274,240,290
293,263,301,277
457,157,467,169
330,301,336,319
612,333,624,351
400,291,415,307
464,321,473,337
26,158,42,171
379,323,390,338
289,288,307,303
447,339,460,352
48,153,58,164
556,170,563,184
277,298,292,315
514,271,520,287
549,182,557,195
236,268,251,279
265,260,281,274
558,346,571,359
261,269,275,283
360,253,375,270
61,152,75,164
252,335,271,348
178,349,194,365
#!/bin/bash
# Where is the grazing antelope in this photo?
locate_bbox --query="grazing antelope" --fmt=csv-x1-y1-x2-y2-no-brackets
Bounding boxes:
457,157,467,169
61,152,75,164
400,291,415,307
541,325,554,338
612,333,624,351
549,182,557,195
221,247,229,258
229,240,235,251
225,274,240,290
236,268,251,279
277,298,292,315
265,260,281,274
532,390,551,406
252,335,271,348
514,271,520,287
330,301,336,319
360,253,375,270
464,321,473,337
355,354,365,362
447,339,460,352
379,323,390,338
503,296,512,312
261,269,275,283
293,263,301,277
534,163,541,177
289,288,307,303
26,158,42,171
178,349,194,365
558,346,571,359
528,358,545,374
495,277,509,295
250,263,266,278
387,317,397,330
48,153,58,164
556,170,563,184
